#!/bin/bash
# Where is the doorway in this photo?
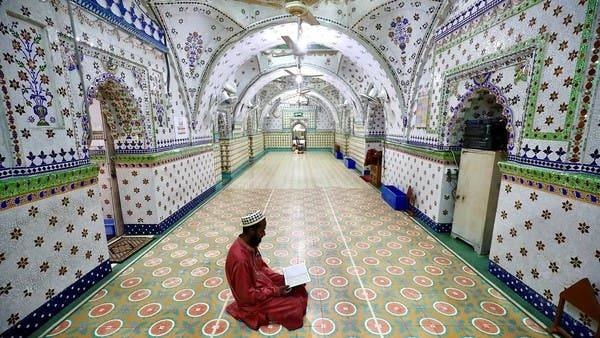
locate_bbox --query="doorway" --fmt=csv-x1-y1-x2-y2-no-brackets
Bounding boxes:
88,78,143,240
291,123,306,152
89,99,124,240
452,87,508,255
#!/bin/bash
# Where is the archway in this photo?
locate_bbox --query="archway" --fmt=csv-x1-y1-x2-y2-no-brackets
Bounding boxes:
291,122,307,152
445,78,514,151
451,87,509,256
459,88,508,151
87,74,144,240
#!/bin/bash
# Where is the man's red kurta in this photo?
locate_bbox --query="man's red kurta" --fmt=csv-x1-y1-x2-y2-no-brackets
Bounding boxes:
225,237,308,330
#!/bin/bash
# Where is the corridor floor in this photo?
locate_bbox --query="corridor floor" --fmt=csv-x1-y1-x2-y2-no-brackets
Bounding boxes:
41,151,548,337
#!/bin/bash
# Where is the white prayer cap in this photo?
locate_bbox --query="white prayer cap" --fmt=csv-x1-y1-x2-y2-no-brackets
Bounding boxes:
241,210,265,227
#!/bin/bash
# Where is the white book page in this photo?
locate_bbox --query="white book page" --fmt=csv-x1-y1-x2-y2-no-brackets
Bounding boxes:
283,263,311,287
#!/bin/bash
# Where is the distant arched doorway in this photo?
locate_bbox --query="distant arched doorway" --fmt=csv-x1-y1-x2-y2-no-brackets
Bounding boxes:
291,123,307,151
87,74,144,240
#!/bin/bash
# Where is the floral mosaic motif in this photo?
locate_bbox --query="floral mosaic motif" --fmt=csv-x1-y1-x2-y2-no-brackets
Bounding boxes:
0,178,109,335
155,103,166,127
87,73,144,140
382,145,456,226
491,176,599,336
184,32,203,77
388,16,412,53
8,24,54,126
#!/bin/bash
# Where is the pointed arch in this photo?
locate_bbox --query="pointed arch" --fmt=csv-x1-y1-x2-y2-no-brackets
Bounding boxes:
444,76,515,151
86,73,147,142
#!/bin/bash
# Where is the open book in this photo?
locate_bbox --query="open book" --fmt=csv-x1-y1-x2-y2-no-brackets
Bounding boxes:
283,263,311,287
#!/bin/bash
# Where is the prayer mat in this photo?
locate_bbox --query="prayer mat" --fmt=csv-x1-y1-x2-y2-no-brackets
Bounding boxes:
108,236,153,263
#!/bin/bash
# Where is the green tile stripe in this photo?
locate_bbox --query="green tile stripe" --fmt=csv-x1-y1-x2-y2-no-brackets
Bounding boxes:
444,38,541,79
112,145,213,165
365,137,384,142
498,161,600,195
520,37,550,140
524,0,597,140
568,0,599,155
385,141,460,164
441,37,546,138
438,0,598,141
436,0,542,53
0,164,99,200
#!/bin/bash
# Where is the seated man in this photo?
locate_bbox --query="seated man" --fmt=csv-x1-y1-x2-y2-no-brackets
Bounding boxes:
225,210,308,330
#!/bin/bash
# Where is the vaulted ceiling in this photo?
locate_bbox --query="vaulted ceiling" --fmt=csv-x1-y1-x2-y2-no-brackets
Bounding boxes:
146,0,447,134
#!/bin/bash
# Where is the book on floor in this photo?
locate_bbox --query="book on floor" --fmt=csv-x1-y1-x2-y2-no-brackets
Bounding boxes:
283,262,311,287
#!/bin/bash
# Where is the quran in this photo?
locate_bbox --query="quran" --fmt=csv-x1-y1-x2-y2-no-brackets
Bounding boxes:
283,263,311,287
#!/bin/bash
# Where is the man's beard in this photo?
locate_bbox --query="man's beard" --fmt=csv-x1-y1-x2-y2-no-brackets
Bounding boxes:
249,236,261,247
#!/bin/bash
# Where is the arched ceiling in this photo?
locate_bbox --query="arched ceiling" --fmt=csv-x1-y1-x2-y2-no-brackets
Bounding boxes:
232,62,361,122
148,0,444,133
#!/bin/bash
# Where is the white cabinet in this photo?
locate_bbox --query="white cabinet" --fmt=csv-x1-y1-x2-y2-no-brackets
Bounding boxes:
451,149,505,255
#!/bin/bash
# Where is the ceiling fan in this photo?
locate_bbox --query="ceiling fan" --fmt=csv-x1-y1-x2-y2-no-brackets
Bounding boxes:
219,89,237,105
296,88,312,96
268,97,282,117
278,1,320,60
261,46,337,58
235,0,320,25
284,68,322,79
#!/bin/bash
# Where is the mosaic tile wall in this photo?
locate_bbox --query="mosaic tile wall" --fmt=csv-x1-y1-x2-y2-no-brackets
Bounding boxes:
366,104,386,137
152,152,215,223
250,133,265,159
352,1,442,134
581,22,600,168
213,143,222,183
263,115,283,131
263,132,334,149
0,0,199,172
307,132,335,149
416,2,600,334
335,132,347,155
418,0,599,175
491,163,599,336
0,1,217,333
220,136,250,175
348,135,367,171
382,143,459,232
94,160,116,223
261,104,336,149
111,146,215,233
0,166,110,335
151,3,242,116
0,5,88,177
353,121,365,137
442,62,531,155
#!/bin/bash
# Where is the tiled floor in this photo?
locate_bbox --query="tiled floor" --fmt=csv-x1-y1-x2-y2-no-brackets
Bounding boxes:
41,152,549,337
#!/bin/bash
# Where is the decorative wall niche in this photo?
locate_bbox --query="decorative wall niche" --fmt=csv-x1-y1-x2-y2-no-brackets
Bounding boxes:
86,73,145,142
440,41,539,154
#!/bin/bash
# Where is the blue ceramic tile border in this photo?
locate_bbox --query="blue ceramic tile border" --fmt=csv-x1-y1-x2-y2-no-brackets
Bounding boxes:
508,155,600,175
435,0,505,41
413,207,452,233
0,159,90,179
73,0,167,52
489,261,594,338
2,260,111,337
124,185,216,235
